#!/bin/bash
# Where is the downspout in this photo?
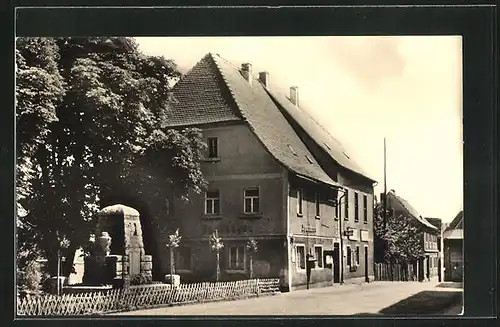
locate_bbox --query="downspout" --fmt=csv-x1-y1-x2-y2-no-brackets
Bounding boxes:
337,188,347,284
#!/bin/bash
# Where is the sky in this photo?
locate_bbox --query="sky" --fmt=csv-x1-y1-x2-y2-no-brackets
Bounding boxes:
136,36,463,223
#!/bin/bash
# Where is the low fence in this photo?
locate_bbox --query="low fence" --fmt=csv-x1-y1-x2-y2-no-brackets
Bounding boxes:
17,278,281,316
374,262,416,282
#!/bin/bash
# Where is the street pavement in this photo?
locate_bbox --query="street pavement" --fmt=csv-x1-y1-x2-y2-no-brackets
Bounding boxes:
110,281,463,316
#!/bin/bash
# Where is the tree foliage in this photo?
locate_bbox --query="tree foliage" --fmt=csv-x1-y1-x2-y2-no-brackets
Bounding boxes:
16,37,207,278
373,203,424,264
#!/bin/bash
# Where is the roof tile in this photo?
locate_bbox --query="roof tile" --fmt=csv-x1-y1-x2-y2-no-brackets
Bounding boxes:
162,54,241,127
267,89,375,181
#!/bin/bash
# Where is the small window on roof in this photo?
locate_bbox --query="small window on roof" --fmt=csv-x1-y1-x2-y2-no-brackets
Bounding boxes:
287,144,297,156
324,143,331,150
305,155,314,164
343,151,350,159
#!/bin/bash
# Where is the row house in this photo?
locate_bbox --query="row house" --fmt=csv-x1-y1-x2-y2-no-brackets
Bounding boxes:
425,217,444,282
443,211,463,282
384,190,440,281
158,53,376,291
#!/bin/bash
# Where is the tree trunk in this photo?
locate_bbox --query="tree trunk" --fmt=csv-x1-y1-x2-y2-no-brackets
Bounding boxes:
216,250,220,282
61,242,78,277
249,255,253,279
170,247,174,276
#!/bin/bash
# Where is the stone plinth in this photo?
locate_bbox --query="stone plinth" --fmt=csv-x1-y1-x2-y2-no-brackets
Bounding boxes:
83,204,152,288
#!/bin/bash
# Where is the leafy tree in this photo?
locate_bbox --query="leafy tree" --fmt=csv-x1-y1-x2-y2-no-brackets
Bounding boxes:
16,37,207,279
373,203,424,264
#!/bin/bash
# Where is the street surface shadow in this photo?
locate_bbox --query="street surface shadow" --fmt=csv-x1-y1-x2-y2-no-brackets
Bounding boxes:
377,290,462,315
436,282,463,289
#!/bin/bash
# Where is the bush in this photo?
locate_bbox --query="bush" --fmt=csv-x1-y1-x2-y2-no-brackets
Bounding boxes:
130,273,152,285
17,259,42,292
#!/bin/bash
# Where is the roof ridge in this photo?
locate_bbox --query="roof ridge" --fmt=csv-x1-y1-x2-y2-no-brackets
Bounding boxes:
288,99,345,150
210,53,249,124
172,53,212,91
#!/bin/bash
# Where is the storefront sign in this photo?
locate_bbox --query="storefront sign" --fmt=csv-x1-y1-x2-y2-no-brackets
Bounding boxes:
360,230,370,242
301,225,316,234
344,229,354,237
347,228,359,241
201,221,253,236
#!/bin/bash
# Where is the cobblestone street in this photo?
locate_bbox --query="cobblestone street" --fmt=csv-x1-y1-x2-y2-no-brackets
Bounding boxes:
111,281,463,316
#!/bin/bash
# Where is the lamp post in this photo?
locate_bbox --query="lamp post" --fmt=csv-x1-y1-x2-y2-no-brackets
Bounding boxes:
56,234,70,296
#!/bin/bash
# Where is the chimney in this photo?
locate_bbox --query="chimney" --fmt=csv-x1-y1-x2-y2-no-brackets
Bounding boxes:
241,63,252,85
290,86,299,106
259,71,269,88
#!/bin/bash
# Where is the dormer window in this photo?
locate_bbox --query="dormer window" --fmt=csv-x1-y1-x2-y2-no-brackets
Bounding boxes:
287,144,297,156
305,155,314,164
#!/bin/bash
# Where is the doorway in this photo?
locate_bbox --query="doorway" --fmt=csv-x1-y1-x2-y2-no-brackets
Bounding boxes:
333,243,340,283
364,246,369,282
426,255,430,281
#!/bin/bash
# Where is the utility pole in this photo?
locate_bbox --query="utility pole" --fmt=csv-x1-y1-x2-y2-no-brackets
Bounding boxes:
383,137,387,229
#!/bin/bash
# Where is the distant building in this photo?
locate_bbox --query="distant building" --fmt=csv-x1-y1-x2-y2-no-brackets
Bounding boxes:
158,53,377,291
425,217,444,282
383,190,440,282
443,211,463,282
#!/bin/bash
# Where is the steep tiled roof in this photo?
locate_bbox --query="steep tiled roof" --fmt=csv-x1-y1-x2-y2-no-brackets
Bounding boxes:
443,229,463,240
164,53,339,187
266,89,376,182
388,192,438,230
425,217,443,230
163,54,242,127
444,210,463,239
446,210,463,231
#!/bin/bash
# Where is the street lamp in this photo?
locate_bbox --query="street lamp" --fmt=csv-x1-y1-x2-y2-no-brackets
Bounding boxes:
56,233,70,296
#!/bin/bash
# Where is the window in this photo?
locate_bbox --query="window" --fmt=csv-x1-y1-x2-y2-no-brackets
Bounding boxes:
205,190,220,215
314,245,323,268
344,190,349,220
244,188,260,213
355,245,360,266
363,195,368,223
227,245,245,271
346,246,352,266
207,137,218,158
297,189,303,216
296,245,306,270
354,192,359,222
175,247,191,271
315,192,320,218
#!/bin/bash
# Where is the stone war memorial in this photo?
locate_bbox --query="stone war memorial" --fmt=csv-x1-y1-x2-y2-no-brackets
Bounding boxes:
83,204,153,288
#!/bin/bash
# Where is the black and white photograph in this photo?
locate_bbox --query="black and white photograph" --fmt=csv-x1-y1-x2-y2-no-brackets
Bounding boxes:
15,35,465,317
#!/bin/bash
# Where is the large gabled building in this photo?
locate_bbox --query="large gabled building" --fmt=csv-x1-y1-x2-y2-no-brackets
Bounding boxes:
156,53,376,291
